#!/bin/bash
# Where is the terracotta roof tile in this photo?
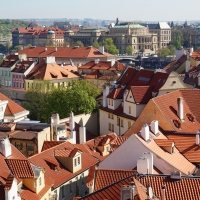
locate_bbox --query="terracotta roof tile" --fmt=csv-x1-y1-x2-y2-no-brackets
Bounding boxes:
153,89,200,133
0,54,19,68
0,92,26,115
11,60,34,73
166,133,200,163
26,59,79,80
28,142,99,188
42,141,65,151
154,139,174,147
9,130,37,140
131,86,153,103
80,174,200,200
18,47,113,59
4,175,14,190
5,159,34,178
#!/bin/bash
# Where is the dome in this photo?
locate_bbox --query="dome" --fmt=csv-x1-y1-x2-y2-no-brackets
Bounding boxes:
65,30,73,33
47,30,55,34
93,30,100,32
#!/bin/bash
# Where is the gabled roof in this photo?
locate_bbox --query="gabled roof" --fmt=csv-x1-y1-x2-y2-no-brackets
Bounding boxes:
18,47,113,59
28,141,99,188
26,59,79,80
5,159,34,178
0,92,27,115
131,86,153,103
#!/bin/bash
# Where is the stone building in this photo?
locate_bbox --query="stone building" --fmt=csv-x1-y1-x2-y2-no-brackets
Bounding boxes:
12,27,65,47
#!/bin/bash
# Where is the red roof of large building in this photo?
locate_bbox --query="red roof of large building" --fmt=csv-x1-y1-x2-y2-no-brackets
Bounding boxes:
0,54,19,68
18,46,113,59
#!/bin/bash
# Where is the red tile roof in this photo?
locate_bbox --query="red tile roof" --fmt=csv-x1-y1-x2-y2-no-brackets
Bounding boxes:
0,54,19,68
0,92,26,115
131,86,153,103
166,133,200,163
11,60,34,73
81,174,200,200
28,142,99,188
18,47,113,59
42,141,65,151
4,175,14,190
9,130,37,140
153,89,200,133
5,159,34,178
26,59,79,80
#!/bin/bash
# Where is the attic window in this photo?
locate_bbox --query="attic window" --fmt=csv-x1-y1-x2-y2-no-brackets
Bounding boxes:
50,72,58,78
61,72,68,77
138,77,150,82
173,119,181,129
186,113,195,122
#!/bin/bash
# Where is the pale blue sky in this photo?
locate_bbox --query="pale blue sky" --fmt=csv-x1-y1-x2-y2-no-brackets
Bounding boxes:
1,0,199,21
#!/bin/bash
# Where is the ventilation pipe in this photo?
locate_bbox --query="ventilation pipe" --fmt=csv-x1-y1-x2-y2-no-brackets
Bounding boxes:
123,90,128,113
143,152,153,174
177,97,184,122
150,120,158,135
79,126,86,144
99,46,104,54
196,132,200,145
161,185,166,200
103,86,110,107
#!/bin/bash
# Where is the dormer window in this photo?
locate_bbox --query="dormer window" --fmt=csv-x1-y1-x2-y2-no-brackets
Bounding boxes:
39,177,42,186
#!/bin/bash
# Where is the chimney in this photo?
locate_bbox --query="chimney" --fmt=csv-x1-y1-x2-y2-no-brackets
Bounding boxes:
196,132,199,145
150,120,158,135
177,97,184,122
111,59,115,67
103,86,110,107
99,46,104,54
0,138,12,158
95,59,99,64
190,47,193,55
45,47,47,51
51,113,60,125
69,111,75,131
137,157,149,174
161,185,166,200
141,124,149,141
123,90,128,113
186,60,190,73
55,47,57,51
120,182,136,200
79,126,86,144
143,152,153,174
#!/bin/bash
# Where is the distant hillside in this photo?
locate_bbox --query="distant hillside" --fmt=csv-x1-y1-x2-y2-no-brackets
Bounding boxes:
0,19,29,38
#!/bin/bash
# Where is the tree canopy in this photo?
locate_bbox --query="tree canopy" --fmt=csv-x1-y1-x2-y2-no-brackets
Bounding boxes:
0,19,29,38
157,44,176,57
101,38,119,55
23,80,100,122
92,40,100,48
75,40,84,47
125,46,134,55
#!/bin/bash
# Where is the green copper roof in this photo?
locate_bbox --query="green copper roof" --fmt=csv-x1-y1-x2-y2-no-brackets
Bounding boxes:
47,30,55,34
113,24,146,29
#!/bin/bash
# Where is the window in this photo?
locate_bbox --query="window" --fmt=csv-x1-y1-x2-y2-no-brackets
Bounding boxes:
106,146,110,152
108,99,110,105
108,113,110,118
81,173,84,186
128,121,131,128
69,181,72,193
111,124,114,132
15,142,23,151
121,119,124,127
109,123,111,131
39,177,42,186
74,158,77,167
77,157,80,165
111,99,113,106
27,144,34,156
129,106,131,114
61,185,65,198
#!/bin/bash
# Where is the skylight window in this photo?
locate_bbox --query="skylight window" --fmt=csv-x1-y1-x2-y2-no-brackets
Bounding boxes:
138,77,150,82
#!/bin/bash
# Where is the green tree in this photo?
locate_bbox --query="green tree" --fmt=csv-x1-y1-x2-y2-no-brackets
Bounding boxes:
171,30,183,49
157,47,170,57
23,79,100,122
125,46,134,55
27,44,32,47
5,41,11,53
14,45,21,51
92,40,100,48
102,38,119,55
75,40,84,47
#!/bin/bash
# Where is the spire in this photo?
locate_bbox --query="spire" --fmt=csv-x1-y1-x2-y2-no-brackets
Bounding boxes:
115,17,119,26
